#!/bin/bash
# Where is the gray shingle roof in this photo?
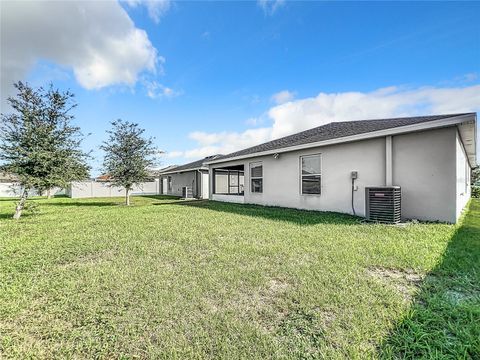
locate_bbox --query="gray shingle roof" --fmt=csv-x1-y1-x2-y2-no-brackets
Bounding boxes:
159,155,223,173
213,113,473,162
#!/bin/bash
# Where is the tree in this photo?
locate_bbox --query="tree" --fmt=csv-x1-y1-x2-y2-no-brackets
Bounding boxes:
101,120,157,205
0,82,90,219
473,167,479,186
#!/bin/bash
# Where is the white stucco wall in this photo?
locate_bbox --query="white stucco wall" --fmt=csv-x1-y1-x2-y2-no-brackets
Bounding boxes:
392,127,457,223
160,170,210,198
212,194,245,203
201,172,209,199
163,171,197,197
209,125,470,223
455,130,471,220
210,137,386,216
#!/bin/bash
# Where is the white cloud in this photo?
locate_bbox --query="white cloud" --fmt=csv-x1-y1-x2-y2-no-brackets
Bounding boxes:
271,90,295,104
167,128,272,159
257,0,285,15
455,72,478,83
172,83,480,161
1,0,159,110
125,0,172,23
245,117,261,126
164,150,183,158
268,85,480,139
144,80,181,99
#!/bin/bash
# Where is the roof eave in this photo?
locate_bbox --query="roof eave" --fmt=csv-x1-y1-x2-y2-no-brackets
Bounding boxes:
205,113,476,165
158,166,208,175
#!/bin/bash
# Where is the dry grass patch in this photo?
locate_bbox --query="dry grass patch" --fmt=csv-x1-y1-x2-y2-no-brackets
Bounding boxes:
57,249,116,269
367,266,426,302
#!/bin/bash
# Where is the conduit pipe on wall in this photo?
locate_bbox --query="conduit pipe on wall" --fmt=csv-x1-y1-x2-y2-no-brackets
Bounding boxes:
386,135,393,186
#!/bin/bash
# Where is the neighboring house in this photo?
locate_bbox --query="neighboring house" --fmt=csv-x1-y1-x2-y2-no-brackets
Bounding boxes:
158,155,222,198
205,113,477,223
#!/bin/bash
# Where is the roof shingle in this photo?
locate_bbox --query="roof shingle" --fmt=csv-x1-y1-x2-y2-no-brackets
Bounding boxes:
159,155,223,174
213,113,472,162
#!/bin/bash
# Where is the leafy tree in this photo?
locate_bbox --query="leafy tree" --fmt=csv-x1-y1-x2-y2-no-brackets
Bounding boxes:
472,167,479,186
101,120,157,205
0,82,90,219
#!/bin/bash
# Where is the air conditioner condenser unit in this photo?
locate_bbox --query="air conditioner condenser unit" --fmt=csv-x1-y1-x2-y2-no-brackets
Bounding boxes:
365,186,401,224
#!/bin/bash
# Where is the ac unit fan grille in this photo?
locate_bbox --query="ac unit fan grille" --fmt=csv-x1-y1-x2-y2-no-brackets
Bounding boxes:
365,187,401,224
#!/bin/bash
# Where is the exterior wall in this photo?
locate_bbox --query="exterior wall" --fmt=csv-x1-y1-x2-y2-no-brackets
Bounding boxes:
68,181,159,198
160,170,210,198
209,126,469,223
210,137,386,216
161,178,168,195
201,172,209,199
392,127,457,223
162,171,196,197
455,130,471,219
212,194,244,203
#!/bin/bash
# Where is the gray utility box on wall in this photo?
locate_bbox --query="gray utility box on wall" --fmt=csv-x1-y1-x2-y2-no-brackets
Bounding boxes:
182,186,193,199
365,186,401,224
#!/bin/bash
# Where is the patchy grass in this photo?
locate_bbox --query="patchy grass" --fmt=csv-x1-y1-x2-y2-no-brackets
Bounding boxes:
0,196,478,359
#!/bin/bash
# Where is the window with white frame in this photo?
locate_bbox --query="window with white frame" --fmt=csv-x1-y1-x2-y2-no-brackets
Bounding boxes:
301,154,321,195
250,162,263,193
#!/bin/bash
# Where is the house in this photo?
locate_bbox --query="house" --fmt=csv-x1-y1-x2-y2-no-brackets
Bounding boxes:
205,113,477,223
158,155,222,198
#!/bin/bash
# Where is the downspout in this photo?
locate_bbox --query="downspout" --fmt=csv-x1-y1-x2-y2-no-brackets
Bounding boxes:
385,136,393,186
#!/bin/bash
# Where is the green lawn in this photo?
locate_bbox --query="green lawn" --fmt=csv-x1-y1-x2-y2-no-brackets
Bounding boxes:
0,196,478,359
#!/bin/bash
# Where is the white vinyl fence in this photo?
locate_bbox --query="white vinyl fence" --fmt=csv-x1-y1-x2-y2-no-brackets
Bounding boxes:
0,183,64,198
67,180,160,198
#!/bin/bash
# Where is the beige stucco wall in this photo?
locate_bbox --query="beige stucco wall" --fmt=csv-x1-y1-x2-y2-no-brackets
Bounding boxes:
209,125,470,223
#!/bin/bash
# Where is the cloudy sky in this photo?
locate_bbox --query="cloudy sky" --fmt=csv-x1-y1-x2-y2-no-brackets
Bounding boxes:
1,0,479,174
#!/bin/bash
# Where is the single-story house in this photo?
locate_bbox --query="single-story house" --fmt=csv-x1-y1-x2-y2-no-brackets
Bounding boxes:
158,155,222,198
205,113,477,223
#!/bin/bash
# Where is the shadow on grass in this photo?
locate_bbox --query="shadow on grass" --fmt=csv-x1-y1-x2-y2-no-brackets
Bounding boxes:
44,195,183,207
136,195,181,201
379,200,480,358
46,201,120,207
160,199,361,225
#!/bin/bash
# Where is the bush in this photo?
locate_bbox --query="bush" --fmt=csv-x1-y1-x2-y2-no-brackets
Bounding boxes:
472,186,480,198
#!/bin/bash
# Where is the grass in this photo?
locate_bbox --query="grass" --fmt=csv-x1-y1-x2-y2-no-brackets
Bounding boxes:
0,196,478,359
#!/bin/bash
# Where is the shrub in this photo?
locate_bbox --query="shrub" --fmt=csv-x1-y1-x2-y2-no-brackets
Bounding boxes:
472,186,480,198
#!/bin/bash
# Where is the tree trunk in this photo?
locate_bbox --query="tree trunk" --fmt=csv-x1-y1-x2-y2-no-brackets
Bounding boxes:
13,189,28,220
125,187,130,206
47,188,52,199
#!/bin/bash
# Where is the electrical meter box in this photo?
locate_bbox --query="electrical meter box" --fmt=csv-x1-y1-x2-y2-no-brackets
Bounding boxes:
351,171,358,179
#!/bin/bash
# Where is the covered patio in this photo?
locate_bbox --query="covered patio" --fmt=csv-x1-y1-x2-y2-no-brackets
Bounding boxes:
211,164,245,203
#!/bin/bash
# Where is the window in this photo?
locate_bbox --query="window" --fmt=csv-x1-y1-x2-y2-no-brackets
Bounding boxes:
301,154,321,195
250,162,263,193
167,176,172,192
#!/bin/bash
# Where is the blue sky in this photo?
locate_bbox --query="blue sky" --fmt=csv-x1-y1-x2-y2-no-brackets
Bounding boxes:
1,0,479,175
